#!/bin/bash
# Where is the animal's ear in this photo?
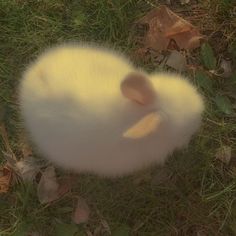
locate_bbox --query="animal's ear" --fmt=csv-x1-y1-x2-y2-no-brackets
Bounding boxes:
120,72,156,105
123,112,161,139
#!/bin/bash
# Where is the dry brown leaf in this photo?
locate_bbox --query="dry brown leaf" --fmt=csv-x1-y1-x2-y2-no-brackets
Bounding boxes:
72,197,90,224
166,50,187,71
165,20,192,37
0,124,17,162
216,146,232,164
210,58,233,78
1,124,40,184
136,5,203,51
0,166,12,193
37,166,72,204
37,166,59,203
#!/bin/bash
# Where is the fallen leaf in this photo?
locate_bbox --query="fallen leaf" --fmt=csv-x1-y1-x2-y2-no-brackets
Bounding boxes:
135,5,203,51
0,123,17,162
214,95,234,115
195,70,213,93
165,50,186,71
210,58,233,78
165,20,192,38
0,165,12,193
201,43,217,70
37,166,59,204
0,122,19,186
218,59,233,78
72,197,90,224
152,53,166,65
216,146,232,164
37,166,72,204
167,38,180,50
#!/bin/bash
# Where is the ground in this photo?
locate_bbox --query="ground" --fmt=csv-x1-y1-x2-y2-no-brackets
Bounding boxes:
0,0,236,235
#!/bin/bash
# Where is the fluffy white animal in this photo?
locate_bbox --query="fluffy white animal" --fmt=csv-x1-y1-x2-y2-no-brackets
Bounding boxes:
19,43,204,177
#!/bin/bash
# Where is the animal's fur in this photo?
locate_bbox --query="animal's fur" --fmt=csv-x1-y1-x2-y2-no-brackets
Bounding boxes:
19,44,204,177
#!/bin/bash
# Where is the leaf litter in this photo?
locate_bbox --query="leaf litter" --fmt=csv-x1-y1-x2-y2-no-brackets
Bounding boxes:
135,5,203,52
1,127,45,185
0,118,69,201
133,5,204,72
37,166,59,204
0,123,17,163
0,122,16,192
166,50,187,71
0,3,234,234
0,165,12,193
72,197,90,224
210,58,233,78
0,115,72,204
37,166,73,204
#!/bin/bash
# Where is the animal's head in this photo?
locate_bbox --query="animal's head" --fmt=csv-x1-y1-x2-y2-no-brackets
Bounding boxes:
119,72,204,140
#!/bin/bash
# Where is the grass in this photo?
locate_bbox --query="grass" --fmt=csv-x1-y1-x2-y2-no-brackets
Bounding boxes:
0,0,236,235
